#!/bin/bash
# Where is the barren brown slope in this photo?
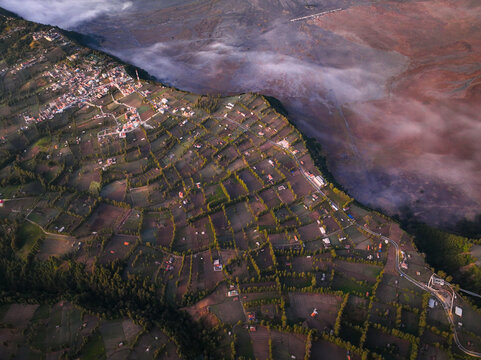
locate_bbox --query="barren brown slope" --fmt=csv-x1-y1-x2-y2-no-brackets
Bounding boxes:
311,0,481,224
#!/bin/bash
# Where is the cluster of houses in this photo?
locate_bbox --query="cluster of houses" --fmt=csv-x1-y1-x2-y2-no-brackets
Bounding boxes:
0,24,25,40
302,169,326,188
32,29,64,43
163,256,175,272
23,54,136,124
98,157,117,171
11,29,66,75
10,55,46,75
172,106,195,117
213,259,223,271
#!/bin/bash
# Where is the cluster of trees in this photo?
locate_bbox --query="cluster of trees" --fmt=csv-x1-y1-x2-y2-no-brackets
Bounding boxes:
194,95,220,114
410,223,481,298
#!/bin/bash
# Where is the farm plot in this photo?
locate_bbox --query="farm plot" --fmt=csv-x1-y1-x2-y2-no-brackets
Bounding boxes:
331,272,371,295
185,190,205,218
0,197,36,218
67,194,97,218
276,183,296,204
81,203,128,234
285,170,312,198
118,209,142,234
100,179,127,202
271,331,306,360
227,157,246,173
268,232,294,250
286,293,342,331
225,202,253,232
344,226,369,248
47,211,83,233
117,157,148,175
297,222,322,242
238,168,263,192
15,221,44,259
248,196,267,216
36,234,76,260
126,246,163,281
188,253,206,293
69,164,101,193
130,327,181,360
370,302,397,328
333,260,381,284
205,184,228,209
1,304,39,328
249,325,270,360
310,340,360,360
244,302,280,322
234,327,255,360
253,249,274,269
99,319,142,359
141,211,173,248
223,176,248,199
129,186,150,208
189,218,212,250
198,163,224,183
210,210,230,237
130,167,161,187
209,297,245,325
289,256,314,273
259,188,282,208
27,206,60,228
202,250,226,289
365,327,411,360
27,302,86,353
99,234,137,264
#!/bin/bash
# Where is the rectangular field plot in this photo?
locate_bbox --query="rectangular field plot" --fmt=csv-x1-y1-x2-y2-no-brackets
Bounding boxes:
126,246,163,281
365,327,411,360
141,211,173,247
99,234,138,264
234,327,255,360
225,202,253,232
99,319,142,358
100,179,127,202
209,298,245,325
311,340,362,360
1,304,39,328
36,234,76,260
27,206,60,228
271,331,306,360
47,212,83,233
130,327,181,360
27,303,86,352
286,293,342,330
79,203,129,235
333,260,381,284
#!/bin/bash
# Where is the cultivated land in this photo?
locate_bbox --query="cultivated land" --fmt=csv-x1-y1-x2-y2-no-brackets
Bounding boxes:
0,13,480,360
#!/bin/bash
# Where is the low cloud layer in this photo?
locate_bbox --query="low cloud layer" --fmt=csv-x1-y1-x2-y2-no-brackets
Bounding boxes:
2,0,480,226
0,0,132,28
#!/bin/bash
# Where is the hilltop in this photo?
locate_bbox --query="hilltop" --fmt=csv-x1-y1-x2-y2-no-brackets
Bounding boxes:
0,13,481,360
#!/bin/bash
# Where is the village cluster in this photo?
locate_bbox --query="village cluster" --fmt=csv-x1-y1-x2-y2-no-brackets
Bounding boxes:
23,61,137,124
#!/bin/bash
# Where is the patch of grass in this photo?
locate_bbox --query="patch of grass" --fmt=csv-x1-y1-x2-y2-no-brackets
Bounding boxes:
79,331,106,360
34,136,52,150
16,221,44,259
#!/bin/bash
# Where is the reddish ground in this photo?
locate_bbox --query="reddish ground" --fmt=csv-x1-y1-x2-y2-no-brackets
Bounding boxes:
312,0,481,225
